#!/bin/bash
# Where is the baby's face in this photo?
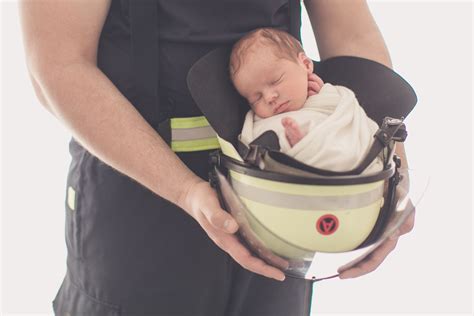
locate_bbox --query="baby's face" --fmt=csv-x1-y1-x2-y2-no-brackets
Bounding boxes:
232,47,313,118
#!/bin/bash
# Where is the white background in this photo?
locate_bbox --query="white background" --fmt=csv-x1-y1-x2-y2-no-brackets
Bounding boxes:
1,0,473,315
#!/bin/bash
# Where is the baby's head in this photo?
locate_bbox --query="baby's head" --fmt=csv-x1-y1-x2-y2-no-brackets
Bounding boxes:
230,28,315,118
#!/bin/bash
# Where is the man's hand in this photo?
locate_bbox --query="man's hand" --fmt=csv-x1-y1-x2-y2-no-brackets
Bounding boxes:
338,176,416,279
338,211,415,279
308,73,324,96
179,180,286,281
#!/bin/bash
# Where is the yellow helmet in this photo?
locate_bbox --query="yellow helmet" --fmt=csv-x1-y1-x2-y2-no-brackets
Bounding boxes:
187,47,417,279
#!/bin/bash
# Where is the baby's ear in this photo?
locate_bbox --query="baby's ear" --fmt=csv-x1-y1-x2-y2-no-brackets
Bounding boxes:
298,52,313,73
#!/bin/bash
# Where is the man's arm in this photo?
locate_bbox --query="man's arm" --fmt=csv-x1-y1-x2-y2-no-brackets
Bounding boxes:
19,0,203,207
18,0,285,281
305,0,409,165
304,0,392,66
304,0,414,279
304,0,408,168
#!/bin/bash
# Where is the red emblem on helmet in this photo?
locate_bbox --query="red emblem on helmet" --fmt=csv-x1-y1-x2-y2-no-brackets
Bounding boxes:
316,214,339,235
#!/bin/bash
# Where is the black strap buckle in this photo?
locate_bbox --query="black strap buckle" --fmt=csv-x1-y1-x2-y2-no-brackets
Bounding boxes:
375,117,407,146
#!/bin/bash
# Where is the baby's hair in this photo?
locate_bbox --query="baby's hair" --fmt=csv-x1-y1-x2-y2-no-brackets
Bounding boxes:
229,27,305,81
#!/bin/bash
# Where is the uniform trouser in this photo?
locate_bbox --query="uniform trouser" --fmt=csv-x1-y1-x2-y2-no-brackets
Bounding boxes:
52,139,314,315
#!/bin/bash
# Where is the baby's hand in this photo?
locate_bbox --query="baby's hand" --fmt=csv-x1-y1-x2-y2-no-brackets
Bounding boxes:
282,117,307,147
308,73,324,96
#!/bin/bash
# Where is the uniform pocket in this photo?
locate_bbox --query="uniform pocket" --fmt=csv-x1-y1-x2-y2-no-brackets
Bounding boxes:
65,183,81,259
52,274,121,315
64,139,86,259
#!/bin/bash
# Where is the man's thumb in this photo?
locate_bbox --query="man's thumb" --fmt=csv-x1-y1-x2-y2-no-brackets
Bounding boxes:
223,217,239,233
204,206,239,233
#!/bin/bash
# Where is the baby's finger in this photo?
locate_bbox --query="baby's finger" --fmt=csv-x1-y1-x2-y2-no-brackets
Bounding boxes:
281,117,297,126
314,75,324,87
308,80,322,93
308,73,318,81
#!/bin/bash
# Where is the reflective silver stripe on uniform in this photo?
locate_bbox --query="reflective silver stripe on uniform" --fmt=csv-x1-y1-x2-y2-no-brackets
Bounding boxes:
230,178,383,210
171,125,217,141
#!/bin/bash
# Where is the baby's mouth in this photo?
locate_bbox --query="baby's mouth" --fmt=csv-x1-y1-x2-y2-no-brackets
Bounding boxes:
274,101,289,114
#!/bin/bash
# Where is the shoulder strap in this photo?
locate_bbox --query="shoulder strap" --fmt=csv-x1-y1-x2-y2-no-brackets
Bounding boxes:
288,0,302,42
129,0,161,127
128,0,301,132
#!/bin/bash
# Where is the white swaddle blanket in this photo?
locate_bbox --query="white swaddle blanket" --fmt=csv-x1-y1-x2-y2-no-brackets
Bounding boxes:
240,83,383,174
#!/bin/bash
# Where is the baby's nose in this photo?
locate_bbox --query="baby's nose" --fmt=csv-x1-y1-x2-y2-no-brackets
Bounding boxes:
265,91,278,104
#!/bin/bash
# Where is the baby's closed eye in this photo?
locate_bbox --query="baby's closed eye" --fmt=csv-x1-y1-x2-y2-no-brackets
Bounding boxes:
250,94,262,106
271,74,283,85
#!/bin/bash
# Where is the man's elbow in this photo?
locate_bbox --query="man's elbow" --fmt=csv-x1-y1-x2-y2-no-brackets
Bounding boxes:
24,54,82,117
25,64,55,115
359,31,393,68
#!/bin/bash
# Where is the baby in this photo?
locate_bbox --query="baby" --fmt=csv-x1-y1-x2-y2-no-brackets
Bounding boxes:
229,27,382,173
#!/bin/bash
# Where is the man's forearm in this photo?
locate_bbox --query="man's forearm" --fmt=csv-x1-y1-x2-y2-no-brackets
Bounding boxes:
305,0,409,167
32,61,202,211
305,0,393,67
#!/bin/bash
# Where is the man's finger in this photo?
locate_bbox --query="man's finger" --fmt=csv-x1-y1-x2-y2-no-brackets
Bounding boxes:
226,237,286,281
197,210,285,281
399,210,416,235
339,238,398,279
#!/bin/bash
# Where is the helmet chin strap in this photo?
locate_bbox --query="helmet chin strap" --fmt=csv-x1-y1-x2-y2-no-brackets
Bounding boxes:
312,274,340,282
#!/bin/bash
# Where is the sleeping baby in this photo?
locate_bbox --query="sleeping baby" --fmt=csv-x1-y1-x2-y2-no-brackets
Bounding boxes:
229,27,382,174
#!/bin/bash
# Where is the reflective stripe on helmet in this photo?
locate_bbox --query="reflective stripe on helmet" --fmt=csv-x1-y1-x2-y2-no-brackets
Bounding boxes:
170,116,220,152
230,173,384,211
